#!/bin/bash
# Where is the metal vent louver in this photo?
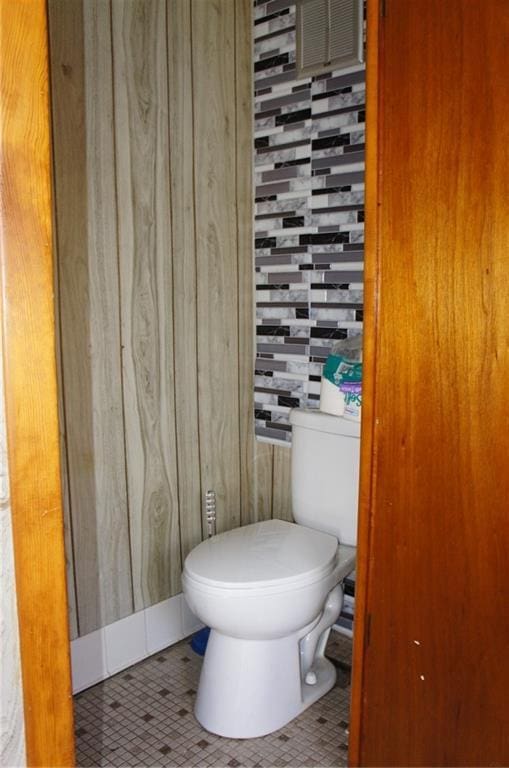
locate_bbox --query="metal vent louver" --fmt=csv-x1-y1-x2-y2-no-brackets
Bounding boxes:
297,0,363,77
299,0,329,72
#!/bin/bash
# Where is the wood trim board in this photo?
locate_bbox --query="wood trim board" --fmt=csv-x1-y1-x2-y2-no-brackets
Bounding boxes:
0,0,75,764
348,0,380,762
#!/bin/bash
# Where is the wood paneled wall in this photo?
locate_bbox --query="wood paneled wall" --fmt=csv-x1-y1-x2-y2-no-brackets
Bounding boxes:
49,0,292,639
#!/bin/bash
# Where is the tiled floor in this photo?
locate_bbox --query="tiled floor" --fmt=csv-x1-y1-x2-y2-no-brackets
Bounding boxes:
75,631,352,768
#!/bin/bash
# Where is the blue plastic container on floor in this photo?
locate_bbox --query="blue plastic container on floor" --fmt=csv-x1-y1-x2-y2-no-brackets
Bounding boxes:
190,626,210,656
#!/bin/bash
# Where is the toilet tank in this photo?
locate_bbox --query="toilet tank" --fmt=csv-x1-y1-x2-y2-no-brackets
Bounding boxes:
289,408,360,546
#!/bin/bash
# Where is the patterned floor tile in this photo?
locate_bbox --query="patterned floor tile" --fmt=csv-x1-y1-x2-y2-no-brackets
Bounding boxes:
75,631,351,768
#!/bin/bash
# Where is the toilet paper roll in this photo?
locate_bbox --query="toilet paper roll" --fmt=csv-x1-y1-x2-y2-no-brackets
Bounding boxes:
319,377,345,416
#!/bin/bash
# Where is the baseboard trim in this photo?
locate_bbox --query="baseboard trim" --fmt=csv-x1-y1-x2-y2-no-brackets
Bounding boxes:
70,593,202,694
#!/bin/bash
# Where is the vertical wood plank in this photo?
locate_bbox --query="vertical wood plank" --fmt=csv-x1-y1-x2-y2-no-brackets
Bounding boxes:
112,0,182,606
235,0,259,526
0,0,75,761
272,445,293,522
54,327,79,640
47,0,89,639
49,134,79,639
167,0,203,560
78,0,133,634
254,441,274,522
236,0,275,526
48,45,79,636
192,0,241,534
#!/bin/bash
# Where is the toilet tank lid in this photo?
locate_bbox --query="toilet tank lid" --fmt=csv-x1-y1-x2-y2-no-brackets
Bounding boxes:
290,408,361,438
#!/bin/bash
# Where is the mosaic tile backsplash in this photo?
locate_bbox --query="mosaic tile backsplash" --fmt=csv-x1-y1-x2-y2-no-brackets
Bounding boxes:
254,0,365,444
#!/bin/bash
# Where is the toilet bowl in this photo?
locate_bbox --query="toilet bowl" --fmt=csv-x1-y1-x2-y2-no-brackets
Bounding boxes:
182,409,361,738
183,519,356,738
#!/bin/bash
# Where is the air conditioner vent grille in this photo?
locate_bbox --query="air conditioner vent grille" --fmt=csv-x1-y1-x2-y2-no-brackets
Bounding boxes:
296,0,363,77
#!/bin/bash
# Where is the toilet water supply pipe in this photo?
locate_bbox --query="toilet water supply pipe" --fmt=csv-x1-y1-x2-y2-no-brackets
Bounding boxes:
189,491,217,656
206,490,216,537
299,583,344,685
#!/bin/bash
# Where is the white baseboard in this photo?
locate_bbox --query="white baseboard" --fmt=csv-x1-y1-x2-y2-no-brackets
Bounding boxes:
70,593,202,694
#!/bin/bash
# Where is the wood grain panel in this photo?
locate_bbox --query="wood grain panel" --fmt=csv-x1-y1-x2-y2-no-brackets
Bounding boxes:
254,442,274,522
235,0,259,527
355,1,509,764
192,0,241,535
0,0,75,762
50,0,133,634
50,149,79,640
48,0,90,640
54,309,79,640
49,69,79,638
112,0,182,608
167,0,203,559
272,445,293,522
48,0,263,633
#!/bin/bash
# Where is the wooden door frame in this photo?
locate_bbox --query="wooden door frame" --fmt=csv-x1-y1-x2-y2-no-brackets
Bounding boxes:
0,1,75,765
349,0,380,763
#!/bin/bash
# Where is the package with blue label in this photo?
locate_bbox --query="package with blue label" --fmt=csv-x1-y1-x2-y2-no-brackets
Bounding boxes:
319,336,363,416
340,380,362,421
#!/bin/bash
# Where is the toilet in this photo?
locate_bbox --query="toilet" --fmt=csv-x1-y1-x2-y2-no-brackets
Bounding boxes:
182,408,360,738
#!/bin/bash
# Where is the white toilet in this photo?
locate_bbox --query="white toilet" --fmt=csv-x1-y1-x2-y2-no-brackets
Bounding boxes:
182,408,360,738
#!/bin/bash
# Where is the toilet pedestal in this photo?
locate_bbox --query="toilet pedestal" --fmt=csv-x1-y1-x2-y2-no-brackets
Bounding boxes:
194,629,337,739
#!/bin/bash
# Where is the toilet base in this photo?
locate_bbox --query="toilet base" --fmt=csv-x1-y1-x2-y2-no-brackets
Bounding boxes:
194,629,336,739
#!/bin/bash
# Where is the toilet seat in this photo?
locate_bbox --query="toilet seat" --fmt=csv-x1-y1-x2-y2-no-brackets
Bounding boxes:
184,519,338,593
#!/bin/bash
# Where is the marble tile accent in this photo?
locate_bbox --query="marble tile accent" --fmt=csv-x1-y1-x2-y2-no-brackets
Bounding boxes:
253,1,365,444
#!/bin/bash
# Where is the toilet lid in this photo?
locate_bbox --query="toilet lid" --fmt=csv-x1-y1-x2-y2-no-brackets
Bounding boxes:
184,519,338,591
